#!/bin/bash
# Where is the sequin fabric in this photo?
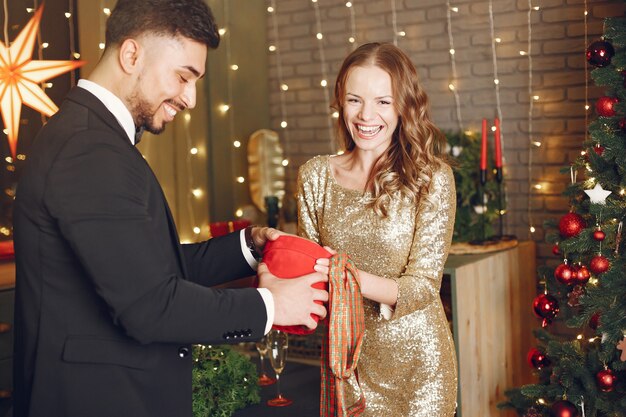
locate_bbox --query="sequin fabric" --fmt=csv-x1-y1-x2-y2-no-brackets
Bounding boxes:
297,155,458,417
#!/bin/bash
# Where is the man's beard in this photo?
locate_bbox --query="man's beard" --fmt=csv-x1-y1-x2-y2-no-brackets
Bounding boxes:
127,90,166,135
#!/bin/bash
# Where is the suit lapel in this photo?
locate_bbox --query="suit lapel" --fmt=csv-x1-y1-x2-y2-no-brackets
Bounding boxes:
67,87,191,279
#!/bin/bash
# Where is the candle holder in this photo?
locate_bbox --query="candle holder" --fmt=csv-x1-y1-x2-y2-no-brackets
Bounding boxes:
491,167,516,241
469,169,497,246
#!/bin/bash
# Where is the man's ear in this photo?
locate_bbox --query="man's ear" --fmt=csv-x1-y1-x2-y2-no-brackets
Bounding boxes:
118,38,142,74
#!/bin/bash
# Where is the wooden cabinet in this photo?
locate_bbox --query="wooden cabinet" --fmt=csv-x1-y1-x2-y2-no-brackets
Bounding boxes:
446,241,537,417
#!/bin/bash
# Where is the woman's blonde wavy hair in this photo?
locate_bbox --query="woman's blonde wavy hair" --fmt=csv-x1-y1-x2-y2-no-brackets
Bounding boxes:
332,42,448,217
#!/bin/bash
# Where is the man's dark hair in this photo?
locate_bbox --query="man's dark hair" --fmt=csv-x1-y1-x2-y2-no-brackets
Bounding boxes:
106,0,220,49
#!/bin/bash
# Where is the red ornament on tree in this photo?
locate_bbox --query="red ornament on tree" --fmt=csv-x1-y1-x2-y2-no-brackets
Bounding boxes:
593,227,606,241
559,213,586,238
555,262,575,285
586,40,615,67
596,96,619,117
596,368,616,392
550,400,578,417
552,244,561,256
589,254,610,274
589,312,600,330
593,144,605,156
533,293,559,327
524,408,542,417
619,117,626,132
527,348,551,369
573,264,590,285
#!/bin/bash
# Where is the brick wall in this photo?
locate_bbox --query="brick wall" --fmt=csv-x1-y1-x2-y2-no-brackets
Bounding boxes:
266,0,624,263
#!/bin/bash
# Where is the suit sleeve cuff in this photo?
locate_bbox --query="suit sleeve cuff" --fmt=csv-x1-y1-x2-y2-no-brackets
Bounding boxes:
240,229,259,270
256,288,274,334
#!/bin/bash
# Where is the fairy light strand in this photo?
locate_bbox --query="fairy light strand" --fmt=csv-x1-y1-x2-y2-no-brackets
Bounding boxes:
222,0,242,216
311,0,335,152
527,0,535,238
583,0,589,142
66,0,77,85
32,0,48,126
268,0,291,162
445,1,463,132
2,0,8,46
183,111,199,239
390,0,399,46
488,0,504,152
347,1,357,48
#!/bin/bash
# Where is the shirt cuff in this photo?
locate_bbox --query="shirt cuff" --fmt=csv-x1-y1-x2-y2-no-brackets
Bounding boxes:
240,229,259,270
380,303,395,320
256,288,275,334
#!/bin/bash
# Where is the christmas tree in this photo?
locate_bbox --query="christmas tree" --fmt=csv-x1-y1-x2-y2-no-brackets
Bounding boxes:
500,17,626,417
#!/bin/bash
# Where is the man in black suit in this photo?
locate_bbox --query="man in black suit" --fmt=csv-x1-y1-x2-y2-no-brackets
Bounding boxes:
12,1,329,416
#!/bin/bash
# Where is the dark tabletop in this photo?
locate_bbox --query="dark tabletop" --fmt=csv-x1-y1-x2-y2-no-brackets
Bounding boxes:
232,358,320,417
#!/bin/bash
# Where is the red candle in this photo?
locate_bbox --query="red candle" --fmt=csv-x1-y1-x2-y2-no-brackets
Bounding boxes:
480,118,488,170
494,118,502,168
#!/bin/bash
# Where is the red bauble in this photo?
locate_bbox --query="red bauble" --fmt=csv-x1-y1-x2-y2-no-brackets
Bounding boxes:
559,213,586,238
552,244,561,256
524,408,542,417
589,254,610,274
527,348,551,369
589,312,600,330
619,118,626,133
573,264,590,284
550,400,578,417
596,96,619,117
593,144,605,156
555,262,575,285
593,228,606,241
586,40,615,67
533,293,559,327
596,368,616,392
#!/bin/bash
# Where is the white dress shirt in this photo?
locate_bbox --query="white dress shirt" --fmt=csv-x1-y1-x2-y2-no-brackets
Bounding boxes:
76,79,274,334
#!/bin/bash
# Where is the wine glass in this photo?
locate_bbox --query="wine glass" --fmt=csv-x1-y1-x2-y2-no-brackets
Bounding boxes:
267,330,292,406
255,336,276,386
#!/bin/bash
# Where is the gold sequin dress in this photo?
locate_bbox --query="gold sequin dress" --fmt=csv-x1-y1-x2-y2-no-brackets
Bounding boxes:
297,155,457,417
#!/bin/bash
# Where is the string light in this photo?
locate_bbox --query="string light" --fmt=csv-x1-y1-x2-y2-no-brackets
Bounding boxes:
233,140,241,148
446,0,464,132
390,0,403,46
218,28,226,36
311,0,335,152
268,0,291,166
346,1,356,47
584,0,590,145
527,0,537,238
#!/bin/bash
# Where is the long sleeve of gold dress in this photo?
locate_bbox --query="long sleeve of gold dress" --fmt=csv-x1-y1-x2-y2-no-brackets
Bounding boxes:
297,155,457,417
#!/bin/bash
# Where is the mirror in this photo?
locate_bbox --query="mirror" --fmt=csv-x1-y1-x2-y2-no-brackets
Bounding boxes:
247,129,285,214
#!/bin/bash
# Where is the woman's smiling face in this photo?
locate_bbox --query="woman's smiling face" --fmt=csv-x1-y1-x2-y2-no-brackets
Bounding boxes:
342,65,399,155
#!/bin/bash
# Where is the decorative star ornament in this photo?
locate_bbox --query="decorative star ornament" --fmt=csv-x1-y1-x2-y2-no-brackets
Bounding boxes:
584,183,612,205
0,5,85,157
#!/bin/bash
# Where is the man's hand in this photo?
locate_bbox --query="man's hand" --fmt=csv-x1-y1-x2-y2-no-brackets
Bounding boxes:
251,227,284,253
257,262,330,329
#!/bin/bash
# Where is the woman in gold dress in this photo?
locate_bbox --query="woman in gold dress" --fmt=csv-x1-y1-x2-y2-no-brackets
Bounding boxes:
297,42,457,416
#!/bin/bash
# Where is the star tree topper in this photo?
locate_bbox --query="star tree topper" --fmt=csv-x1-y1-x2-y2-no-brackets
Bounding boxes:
584,183,612,204
0,5,85,157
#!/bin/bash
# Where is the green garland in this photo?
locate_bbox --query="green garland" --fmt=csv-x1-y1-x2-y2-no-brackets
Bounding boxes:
192,344,260,417
445,130,502,242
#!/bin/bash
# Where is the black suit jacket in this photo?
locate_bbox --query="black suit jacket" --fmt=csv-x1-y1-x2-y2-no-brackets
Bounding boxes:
13,87,267,417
